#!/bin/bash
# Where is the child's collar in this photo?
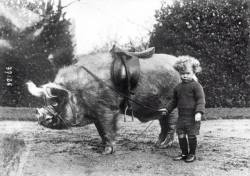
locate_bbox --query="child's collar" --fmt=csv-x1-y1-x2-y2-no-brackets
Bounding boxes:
181,79,195,83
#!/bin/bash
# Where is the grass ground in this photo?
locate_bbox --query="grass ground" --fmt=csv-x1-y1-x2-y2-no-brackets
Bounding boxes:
1,106,250,121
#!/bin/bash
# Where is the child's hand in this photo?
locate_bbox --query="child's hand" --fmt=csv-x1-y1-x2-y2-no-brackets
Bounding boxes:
158,108,168,116
195,113,202,122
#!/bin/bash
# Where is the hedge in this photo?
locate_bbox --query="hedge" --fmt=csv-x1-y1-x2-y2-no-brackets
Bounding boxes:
149,0,250,107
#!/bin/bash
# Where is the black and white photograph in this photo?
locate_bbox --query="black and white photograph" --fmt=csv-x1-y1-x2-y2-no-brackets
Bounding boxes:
0,0,250,175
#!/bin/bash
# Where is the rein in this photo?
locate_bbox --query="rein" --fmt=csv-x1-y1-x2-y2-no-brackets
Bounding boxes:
40,64,169,129
79,65,161,113
38,64,172,149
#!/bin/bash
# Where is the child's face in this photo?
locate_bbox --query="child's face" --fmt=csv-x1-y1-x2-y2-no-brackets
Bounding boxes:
180,67,195,82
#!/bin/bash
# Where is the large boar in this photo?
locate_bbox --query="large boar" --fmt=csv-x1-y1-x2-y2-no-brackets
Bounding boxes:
26,46,180,154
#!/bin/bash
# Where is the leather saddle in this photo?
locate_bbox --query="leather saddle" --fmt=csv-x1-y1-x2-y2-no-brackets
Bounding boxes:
110,45,140,94
110,45,155,119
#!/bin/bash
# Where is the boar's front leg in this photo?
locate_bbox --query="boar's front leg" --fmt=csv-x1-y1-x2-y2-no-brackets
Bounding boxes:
94,108,119,154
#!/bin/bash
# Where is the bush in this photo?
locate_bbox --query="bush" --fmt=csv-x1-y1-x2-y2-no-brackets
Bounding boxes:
150,0,250,107
0,0,74,107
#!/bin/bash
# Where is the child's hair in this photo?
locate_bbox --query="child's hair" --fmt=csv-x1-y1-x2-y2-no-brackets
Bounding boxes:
174,56,202,74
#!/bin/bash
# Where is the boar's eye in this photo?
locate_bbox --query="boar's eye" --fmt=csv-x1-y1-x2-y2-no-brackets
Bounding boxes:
51,102,58,107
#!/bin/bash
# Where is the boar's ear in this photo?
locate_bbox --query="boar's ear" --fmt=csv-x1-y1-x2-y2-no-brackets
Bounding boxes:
48,88,68,99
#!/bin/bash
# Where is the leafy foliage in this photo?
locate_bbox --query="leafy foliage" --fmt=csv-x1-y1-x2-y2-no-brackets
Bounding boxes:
150,0,250,107
0,0,74,107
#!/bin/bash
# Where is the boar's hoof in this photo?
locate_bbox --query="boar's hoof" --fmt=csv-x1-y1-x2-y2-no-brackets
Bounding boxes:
157,140,174,149
102,146,114,155
156,135,174,148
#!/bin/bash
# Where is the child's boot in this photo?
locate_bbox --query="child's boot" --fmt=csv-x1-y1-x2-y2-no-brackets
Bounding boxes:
185,136,197,162
173,137,188,161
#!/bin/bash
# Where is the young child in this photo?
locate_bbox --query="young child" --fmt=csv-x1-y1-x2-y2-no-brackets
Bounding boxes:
160,56,205,162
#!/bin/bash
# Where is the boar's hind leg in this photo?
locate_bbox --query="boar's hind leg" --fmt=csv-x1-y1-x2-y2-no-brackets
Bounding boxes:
157,116,168,144
156,112,176,148
94,109,119,154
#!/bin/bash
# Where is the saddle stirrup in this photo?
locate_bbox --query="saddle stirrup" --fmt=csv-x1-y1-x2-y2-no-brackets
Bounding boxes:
123,104,134,122
124,105,128,122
